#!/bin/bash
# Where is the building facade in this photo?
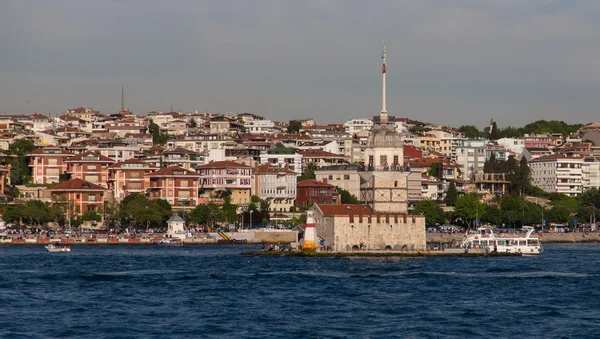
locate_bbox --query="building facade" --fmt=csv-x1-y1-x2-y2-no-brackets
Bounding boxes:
530,155,583,196
253,164,297,212
196,161,253,205
28,146,74,184
146,166,200,208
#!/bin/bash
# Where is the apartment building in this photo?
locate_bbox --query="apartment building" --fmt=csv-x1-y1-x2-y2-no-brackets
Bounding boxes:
455,140,486,181
28,146,74,184
530,155,583,196
260,146,303,174
146,166,200,208
253,164,297,212
196,161,253,205
107,159,157,200
48,178,106,214
65,152,115,188
315,165,362,199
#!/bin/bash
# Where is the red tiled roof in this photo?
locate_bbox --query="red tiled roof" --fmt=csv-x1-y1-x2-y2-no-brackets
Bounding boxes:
108,158,157,169
66,151,115,163
254,164,296,175
530,154,579,162
297,179,334,188
147,166,198,177
298,150,345,158
48,178,105,191
27,146,74,156
196,161,252,169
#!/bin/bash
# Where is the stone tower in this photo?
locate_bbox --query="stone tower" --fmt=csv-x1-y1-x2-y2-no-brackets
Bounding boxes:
360,41,408,213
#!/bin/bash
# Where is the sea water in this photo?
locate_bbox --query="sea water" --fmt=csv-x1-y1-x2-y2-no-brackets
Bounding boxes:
0,244,599,338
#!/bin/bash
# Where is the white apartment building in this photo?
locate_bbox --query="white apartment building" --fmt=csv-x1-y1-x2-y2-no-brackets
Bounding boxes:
253,164,297,212
344,118,373,135
496,138,525,155
260,147,303,174
455,140,486,181
530,155,583,196
582,157,600,190
244,119,276,134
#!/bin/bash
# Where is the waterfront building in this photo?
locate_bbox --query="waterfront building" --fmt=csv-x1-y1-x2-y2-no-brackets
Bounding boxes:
315,165,362,200
253,164,297,212
312,42,425,251
107,159,156,200
196,161,253,205
146,166,200,208
48,178,106,214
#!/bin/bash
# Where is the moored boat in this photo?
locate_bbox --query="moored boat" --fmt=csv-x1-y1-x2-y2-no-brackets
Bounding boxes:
45,244,71,252
463,226,543,255
156,238,183,246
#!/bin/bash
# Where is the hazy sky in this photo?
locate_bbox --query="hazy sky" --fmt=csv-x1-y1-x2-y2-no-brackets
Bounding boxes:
2,0,600,128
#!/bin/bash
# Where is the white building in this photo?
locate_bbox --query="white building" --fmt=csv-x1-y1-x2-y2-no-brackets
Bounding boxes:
253,164,297,212
496,138,525,155
344,118,373,136
260,147,303,174
455,140,486,181
582,157,600,190
530,155,583,196
244,119,276,134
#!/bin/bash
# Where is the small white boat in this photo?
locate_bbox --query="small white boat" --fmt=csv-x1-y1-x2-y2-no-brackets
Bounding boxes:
156,238,183,246
463,226,543,255
45,244,71,252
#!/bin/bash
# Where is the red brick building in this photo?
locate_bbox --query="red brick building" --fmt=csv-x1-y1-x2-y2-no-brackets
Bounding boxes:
47,178,106,214
28,146,74,184
146,166,200,209
296,179,340,207
65,151,115,188
107,159,157,200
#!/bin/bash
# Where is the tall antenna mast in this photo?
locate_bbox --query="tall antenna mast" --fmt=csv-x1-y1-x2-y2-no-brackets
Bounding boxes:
121,85,125,111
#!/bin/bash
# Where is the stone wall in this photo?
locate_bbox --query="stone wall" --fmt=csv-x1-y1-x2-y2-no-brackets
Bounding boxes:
315,212,426,251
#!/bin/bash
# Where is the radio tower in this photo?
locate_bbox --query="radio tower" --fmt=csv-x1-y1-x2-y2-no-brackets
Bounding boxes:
121,85,125,111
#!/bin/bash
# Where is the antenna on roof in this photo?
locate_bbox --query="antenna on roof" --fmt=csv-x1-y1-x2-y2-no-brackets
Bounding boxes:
121,85,125,111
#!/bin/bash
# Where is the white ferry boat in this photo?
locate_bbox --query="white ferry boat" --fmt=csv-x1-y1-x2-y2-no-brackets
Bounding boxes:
463,226,543,255
45,244,71,252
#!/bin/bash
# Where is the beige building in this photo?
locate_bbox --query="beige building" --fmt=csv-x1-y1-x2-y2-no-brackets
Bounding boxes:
313,204,426,251
315,165,362,200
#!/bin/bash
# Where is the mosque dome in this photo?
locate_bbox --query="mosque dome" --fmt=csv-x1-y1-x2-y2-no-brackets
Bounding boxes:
366,123,402,148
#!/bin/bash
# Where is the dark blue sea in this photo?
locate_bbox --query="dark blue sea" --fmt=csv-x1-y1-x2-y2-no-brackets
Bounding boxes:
1,244,599,338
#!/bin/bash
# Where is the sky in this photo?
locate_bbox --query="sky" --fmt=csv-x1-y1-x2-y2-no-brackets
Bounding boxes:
2,0,600,128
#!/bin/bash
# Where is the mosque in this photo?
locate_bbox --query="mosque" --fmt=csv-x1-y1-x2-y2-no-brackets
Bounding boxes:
311,42,426,251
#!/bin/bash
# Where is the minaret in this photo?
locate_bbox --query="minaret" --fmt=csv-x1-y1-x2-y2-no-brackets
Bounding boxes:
380,40,388,123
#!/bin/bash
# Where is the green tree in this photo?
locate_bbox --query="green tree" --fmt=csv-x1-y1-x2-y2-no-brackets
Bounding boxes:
413,199,445,227
119,194,163,228
9,139,36,156
22,200,52,226
444,182,458,206
458,125,483,139
337,187,358,204
287,120,302,133
81,211,102,222
482,205,502,226
454,194,486,228
189,118,197,129
148,119,169,145
298,162,316,181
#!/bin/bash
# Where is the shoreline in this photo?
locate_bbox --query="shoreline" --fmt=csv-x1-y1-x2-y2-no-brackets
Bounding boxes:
427,232,600,244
